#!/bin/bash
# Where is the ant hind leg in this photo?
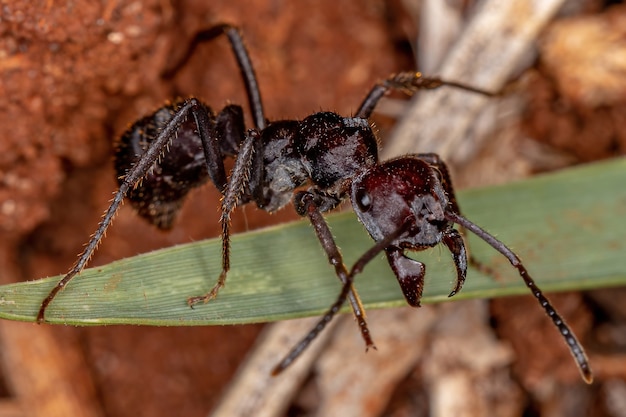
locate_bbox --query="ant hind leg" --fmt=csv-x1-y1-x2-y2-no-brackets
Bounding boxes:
162,23,266,130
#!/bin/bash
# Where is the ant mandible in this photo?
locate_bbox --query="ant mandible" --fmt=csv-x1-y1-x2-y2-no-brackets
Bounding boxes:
37,24,592,383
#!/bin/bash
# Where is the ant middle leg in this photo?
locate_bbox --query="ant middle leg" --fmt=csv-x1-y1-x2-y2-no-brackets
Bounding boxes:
292,191,373,350
187,129,263,306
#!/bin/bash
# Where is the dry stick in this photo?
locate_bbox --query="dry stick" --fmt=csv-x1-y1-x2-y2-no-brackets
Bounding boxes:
383,0,568,162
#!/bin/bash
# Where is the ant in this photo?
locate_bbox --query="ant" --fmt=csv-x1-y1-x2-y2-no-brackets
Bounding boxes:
37,24,592,383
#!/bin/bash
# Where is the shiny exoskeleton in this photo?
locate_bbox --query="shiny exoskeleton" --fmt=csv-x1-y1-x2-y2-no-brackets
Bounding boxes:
37,24,592,383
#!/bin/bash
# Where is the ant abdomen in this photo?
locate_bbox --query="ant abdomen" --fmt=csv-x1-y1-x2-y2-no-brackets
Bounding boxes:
115,101,212,229
114,100,248,229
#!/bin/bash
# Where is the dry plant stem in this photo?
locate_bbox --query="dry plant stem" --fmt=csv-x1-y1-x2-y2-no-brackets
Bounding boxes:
313,306,438,417
384,0,569,162
209,317,338,417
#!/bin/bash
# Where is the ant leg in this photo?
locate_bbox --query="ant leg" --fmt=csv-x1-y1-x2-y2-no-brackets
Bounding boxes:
187,130,262,306
38,99,216,322
272,271,354,375
163,23,266,130
272,208,413,374
420,152,592,382
292,192,375,348
446,211,593,384
356,72,496,119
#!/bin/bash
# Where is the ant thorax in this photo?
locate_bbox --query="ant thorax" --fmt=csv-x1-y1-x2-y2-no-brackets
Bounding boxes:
257,112,378,213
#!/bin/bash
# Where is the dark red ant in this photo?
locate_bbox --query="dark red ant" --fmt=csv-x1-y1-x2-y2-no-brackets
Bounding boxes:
37,24,592,383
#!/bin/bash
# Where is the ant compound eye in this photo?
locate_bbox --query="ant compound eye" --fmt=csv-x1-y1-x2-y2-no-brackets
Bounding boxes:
355,188,372,212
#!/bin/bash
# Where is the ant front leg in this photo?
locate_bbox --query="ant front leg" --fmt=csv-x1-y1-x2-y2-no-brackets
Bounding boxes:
421,156,593,383
288,192,374,348
273,191,414,374
187,130,263,306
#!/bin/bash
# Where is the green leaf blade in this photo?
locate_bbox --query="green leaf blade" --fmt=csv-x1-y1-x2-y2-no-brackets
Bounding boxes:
2,158,625,326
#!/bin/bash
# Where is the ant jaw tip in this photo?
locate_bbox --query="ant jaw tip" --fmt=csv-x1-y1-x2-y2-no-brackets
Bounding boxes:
448,290,457,298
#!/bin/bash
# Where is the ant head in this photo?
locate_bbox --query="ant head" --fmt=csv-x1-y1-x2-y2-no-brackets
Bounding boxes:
350,156,450,249
350,156,460,307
